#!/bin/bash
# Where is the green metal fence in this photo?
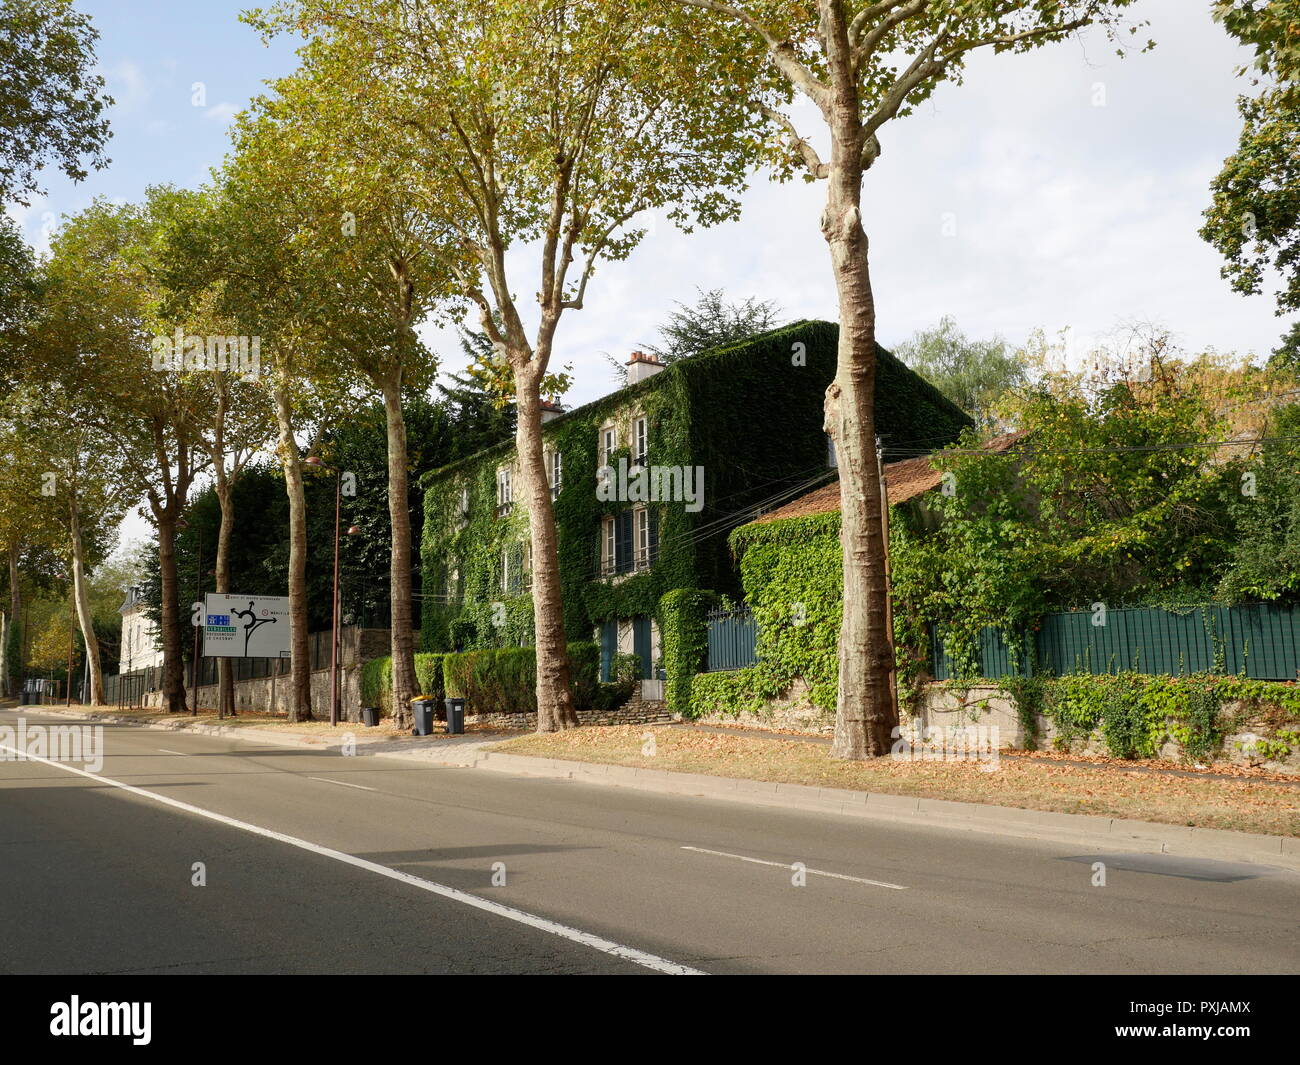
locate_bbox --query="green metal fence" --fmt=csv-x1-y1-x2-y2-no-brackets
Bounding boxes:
705,607,758,672
930,603,1300,682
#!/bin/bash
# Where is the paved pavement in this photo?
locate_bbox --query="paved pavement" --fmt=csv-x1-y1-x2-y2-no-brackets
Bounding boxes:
2,706,1298,974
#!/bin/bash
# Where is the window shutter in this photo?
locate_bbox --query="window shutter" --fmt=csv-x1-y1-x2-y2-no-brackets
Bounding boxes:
648,507,659,563
616,510,633,574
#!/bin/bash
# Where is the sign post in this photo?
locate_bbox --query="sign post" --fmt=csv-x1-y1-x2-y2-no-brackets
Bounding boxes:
203,594,292,660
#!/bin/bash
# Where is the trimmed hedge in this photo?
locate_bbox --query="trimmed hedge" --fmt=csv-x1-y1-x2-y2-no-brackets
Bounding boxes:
658,588,716,715
361,652,447,717
442,641,603,715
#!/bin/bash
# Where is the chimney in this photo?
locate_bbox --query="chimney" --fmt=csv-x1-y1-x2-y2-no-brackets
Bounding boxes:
626,350,665,385
539,400,564,423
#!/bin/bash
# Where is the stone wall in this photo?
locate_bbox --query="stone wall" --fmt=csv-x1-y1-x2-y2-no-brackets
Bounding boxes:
689,678,835,733
464,684,672,731
917,683,1300,776
135,627,390,722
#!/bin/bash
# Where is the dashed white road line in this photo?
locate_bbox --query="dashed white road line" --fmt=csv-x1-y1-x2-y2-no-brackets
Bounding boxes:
682,845,908,890
157,749,187,756
0,742,706,976
307,776,376,792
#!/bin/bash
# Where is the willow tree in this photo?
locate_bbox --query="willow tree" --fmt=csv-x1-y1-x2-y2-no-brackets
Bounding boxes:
250,0,769,730
671,0,1147,759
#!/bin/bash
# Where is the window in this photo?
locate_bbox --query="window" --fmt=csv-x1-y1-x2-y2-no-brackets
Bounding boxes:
496,467,512,515
633,417,648,466
633,506,659,571
602,516,616,577
600,425,617,466
635,507,649,569
548,449,563,498
456,486,470,529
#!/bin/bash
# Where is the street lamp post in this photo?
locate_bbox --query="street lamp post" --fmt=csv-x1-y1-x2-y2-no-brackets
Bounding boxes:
305,457,359,727
177,518,203,717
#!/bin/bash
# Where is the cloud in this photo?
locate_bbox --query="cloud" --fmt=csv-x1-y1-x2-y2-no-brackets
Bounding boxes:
203,102,239,124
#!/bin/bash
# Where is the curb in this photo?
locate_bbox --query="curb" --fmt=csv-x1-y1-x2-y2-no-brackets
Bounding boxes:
22,706,1300,872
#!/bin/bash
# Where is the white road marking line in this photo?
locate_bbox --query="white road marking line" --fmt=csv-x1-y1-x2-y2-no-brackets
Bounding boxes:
158,749,187,756
307,776,376,792
0,743,706,976
682,846,908,890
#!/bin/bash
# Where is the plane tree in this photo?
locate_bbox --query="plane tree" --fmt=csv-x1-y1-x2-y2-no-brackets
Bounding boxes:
248,0,771,730
665,0,1148,758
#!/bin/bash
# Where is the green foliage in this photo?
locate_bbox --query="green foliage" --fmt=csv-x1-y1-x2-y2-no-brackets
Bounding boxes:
1035,672,1300,762
0,0,113,204
890,363,1248,679
440,640,601,715
999,672,1046,751
360,656,392,712
626,287,783,375
894,316,1027,429
657,588,716,715
677,513,842,721
1217,403,1300,602
1205,1,1300,318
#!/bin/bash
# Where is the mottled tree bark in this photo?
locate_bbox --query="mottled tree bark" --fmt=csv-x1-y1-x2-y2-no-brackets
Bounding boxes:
381,378,418,729
274,374,314,722
68,497,105,705
821,0,896,759
515,358,577,732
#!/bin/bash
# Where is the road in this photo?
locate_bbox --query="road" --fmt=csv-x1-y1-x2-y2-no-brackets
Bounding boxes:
2,706,1297,975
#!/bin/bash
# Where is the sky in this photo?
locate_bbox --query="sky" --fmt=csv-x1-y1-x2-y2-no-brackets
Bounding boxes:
8,0,1292,548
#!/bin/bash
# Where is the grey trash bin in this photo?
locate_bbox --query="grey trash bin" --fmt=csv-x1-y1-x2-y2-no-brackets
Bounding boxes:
361,706,380,728
444,697,466,735
412,699,435,736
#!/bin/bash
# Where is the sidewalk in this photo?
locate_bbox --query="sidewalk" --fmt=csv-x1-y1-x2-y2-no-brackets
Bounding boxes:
17,704,1300,872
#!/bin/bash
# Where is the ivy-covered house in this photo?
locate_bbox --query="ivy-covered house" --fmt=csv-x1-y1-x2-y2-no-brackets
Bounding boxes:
419,320,970,697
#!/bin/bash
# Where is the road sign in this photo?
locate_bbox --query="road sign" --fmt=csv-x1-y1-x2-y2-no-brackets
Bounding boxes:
203,594,291,658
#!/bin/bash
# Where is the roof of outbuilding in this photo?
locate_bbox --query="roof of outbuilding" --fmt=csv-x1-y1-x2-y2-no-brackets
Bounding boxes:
752,430,1030,524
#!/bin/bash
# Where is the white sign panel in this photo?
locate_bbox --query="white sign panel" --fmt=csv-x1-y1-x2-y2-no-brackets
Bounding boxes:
203,594,291,659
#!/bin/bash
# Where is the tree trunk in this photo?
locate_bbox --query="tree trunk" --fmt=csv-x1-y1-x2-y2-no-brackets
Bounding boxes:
516,365,578,732
274,375,314,722
68,499,105,706
823,1,896,759
8,543,21,698
215,479,236,718
157,512,188,713
381,379,418,729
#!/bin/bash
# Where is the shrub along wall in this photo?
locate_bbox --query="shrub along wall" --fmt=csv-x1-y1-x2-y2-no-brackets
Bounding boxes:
361,652,446,715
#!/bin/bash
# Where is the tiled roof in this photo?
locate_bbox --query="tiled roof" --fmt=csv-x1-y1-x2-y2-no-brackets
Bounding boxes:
753,430,1030,524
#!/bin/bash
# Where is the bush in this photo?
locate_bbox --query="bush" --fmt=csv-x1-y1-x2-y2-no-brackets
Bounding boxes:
414,653,446,701
658,588,716,715
441,641,603,715
360,657,393,714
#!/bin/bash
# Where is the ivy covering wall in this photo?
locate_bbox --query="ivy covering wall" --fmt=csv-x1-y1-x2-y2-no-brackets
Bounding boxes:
420,320,970,654
687,512,844,720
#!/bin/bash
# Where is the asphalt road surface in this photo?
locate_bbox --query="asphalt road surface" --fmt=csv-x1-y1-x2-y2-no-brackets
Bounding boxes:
2,706,1297,975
